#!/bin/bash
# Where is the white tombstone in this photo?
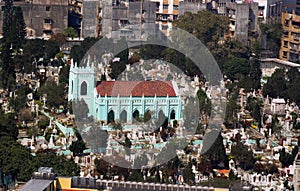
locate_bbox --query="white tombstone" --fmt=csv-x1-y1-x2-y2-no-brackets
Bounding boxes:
74,156,80,164
127,133,131,139
138,131,143,139
132,130,137,140
48,134,55,148
178,126,183,138
80,171,84,177
106,134,113,156
151,133,156,144
241,128,247,139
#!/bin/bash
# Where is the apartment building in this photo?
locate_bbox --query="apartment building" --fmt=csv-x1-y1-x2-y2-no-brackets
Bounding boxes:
150,0,179,35
0,0,68,38
226,1,259,43
253,0,283,24
279,11,300,63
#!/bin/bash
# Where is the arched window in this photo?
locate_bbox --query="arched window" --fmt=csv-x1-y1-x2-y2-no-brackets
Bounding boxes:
144,110,151,122
133,110,139,119
170,110,175,120
107,110,115,124
132,110,140,123
158,110,167,127
120,110,127,123
80,81,87,95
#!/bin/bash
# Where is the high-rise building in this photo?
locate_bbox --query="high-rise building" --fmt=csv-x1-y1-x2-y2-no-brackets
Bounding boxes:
294,152,300,191
253,0,283,24
226,1,259,43
0,0,68,38
279,11,300,63
151,0,179,35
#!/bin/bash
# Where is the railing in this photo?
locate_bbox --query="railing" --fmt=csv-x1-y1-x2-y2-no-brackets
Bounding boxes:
95,180,217,191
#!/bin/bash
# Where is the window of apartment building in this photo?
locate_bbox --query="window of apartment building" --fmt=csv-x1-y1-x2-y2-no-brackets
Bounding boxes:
292,32,300,40
292,21,300,28
283,41,288,47
290,42,298,50
44,19,52,24
173,15,178,20
163,4,168,9
45,6,50,11
173,5,178,10
283,51,287,58
284,19,289,27
289,53,299,62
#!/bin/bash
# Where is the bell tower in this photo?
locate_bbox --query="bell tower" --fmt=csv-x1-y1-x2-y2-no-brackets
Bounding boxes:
68,58,96,117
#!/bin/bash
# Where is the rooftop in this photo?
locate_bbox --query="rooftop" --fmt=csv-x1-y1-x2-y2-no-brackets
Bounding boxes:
261,58,300,68
96,80,178,97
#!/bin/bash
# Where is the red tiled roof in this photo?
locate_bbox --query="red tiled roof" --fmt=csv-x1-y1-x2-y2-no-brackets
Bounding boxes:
96,81,177,97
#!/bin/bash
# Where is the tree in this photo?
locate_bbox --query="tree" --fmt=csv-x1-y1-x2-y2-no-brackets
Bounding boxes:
224,90,240,127
82,124,108,153
33,151,80,177
245,96,262,125
231,141,255,170
38,80,66,108
249,58,262,90
70,37,99,64
260,23,282,57
12,6,26,51
44,40,60,60
2,0,14,45
19,108,33,127
9,85,31,113
223,57,250,81
139,44,165,60
197,89,211,116
124,135,132,156
287,67,300,83
94,157,110,178
0,40,14,91
263,69,288,98
72,99,89,121
59,64,70,84
202,131,228,169
183,161,195,185
287,77,300,106
279,148,294,167
1,1,26,90
69,140,86,156
174,11,229,46
197,156,212,176
0,110,18,139
0,136,80,182
64,27,78,38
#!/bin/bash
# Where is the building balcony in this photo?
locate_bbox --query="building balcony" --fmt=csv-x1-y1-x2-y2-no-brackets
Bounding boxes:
293,36,300,41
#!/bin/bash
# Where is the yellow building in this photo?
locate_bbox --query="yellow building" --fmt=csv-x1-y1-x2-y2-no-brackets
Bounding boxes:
151,0,179,35
280,11,300,63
